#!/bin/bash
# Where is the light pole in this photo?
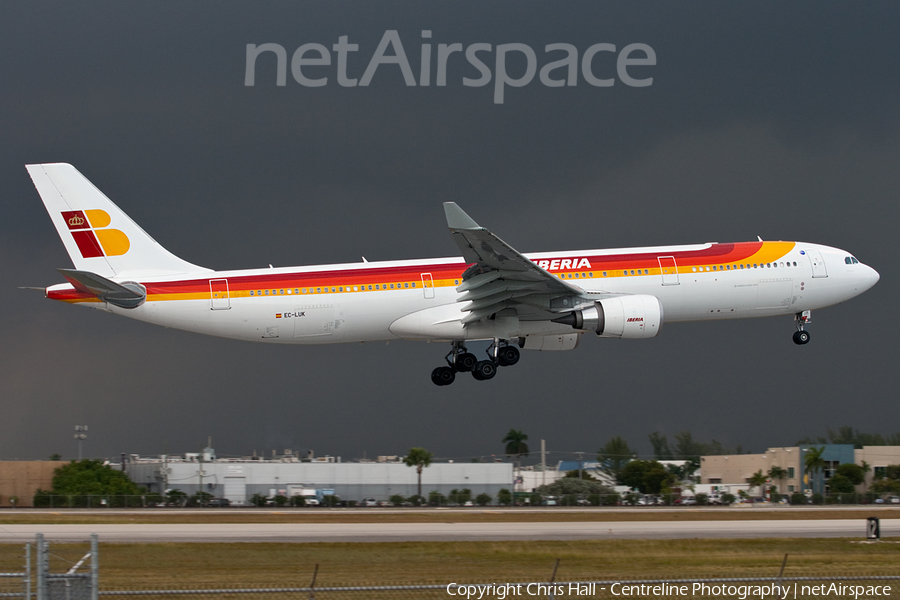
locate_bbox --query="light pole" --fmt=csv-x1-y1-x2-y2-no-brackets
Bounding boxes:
74,426,88,460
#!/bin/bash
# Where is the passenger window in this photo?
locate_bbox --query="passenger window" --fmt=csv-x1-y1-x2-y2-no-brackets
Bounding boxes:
404,283,409,288
630,270,635,275
602,272,607,277
412,282,416,287
390,284,395,289
589,272,593,277
712,266,717,271
375,284,380,290
295,289,299,294
265,290,269,295
250,290,254,296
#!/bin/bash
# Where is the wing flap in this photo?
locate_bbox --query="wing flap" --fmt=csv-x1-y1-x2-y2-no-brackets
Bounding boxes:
443,202,585,325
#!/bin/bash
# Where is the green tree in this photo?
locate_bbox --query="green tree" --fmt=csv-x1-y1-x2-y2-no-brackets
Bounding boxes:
46,460,144,496
403,447,433,498
835,463,865,486
502,430,529,464
48,454,62,461
536,477,612,497
768,466,788,495
648,432,673,460
496,489,512,506
828,473,854,494
619,460,675,495
475,493,492,506
165,489,187,506
597,436,635,483
803,447,826,494
747,469,768,498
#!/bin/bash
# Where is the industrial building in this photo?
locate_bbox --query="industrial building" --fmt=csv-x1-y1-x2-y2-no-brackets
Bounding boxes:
125,450,514,505
699,445,900,494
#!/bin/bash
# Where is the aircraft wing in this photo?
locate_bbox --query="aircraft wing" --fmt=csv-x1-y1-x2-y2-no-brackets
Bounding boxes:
443,202,585,325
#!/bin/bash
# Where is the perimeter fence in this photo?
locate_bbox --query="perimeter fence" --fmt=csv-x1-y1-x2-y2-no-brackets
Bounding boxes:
23,492,894,508
17,575,900,600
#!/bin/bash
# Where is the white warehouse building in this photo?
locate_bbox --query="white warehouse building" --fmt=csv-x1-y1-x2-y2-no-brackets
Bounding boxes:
125,454,513,506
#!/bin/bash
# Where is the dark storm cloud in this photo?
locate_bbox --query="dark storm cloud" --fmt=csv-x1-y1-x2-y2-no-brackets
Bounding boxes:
1,1,898,462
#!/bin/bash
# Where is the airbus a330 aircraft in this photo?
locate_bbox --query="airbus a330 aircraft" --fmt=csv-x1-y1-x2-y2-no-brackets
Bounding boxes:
29,163,879,385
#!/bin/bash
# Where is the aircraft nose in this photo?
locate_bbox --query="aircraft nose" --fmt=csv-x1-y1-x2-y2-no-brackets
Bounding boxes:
863,265,880,290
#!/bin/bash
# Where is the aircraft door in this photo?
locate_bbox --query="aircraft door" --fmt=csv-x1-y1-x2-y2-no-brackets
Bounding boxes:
421,273,435,299
210,278,231,310
657,256,679,285
807,250,828,278
292,305,334,337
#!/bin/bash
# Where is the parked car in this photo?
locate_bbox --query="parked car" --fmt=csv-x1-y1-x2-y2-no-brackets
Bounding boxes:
304,498,320,506
207,498,231,507
362,498,377,507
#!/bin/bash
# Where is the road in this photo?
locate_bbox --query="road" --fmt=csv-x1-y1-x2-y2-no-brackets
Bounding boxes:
0,518,892,543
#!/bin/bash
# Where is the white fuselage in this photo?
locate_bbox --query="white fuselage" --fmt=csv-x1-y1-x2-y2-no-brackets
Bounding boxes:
51,240,879,346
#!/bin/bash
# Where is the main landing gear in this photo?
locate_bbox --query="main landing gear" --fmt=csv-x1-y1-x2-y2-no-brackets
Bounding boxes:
431,340,520,386
792,310,811,345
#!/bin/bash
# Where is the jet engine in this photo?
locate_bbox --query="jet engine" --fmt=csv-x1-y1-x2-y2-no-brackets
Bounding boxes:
554,295,663,339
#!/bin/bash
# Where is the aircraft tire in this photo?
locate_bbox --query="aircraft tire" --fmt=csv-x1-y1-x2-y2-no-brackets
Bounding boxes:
457,353,478,372
793,331,810,345
497,346,520,367
432,367,455,386
474,360,497,380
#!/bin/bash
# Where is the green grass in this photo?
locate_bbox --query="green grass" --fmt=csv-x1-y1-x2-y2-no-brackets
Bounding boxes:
0,539,897,589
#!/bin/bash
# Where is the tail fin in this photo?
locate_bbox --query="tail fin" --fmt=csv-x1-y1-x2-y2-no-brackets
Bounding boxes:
27,163,209,278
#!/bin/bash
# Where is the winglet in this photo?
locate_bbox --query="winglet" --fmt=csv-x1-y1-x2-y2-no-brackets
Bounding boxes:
443,202,481,231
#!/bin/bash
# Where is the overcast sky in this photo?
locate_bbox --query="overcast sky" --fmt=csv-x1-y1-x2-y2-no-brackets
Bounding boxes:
2,2,898,463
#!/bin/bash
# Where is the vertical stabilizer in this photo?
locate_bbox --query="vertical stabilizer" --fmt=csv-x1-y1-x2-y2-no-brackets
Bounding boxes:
27,163,209,278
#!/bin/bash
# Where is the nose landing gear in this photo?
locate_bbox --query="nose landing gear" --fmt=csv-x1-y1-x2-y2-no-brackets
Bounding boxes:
431,340,521,385
793,310,811,345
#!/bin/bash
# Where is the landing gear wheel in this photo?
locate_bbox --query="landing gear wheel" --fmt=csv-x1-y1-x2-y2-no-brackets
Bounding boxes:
457,353,477,372
497,346,520,367
431,366,456,386
473,360,497,381
793,330,810,345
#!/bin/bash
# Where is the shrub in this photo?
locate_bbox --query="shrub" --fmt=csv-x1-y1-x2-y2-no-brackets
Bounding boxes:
695,493,709,506
475,493,492,506
389,494,405,506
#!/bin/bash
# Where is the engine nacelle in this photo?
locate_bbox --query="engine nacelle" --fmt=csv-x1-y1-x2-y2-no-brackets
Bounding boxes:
555,295,663,339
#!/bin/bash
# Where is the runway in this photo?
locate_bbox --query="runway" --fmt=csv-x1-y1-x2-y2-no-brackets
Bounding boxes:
0,518,892,543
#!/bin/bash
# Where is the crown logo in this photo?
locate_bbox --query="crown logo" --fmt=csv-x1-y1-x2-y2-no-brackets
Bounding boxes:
68,215,85,227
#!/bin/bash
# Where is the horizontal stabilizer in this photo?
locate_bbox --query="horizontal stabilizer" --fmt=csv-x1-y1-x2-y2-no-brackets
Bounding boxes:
58,269,146,309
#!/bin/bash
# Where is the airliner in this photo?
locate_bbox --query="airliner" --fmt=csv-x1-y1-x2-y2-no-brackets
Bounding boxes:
28,163,879,386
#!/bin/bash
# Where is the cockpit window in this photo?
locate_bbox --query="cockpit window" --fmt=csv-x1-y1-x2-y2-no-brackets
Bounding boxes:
846,256,860,265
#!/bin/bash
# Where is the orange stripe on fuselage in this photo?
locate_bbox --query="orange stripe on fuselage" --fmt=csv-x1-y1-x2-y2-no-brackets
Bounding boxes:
47,242,798,304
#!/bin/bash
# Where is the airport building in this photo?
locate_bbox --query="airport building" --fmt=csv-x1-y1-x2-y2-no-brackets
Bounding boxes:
699,445,900,494
124,450,514,505
0,461,66,507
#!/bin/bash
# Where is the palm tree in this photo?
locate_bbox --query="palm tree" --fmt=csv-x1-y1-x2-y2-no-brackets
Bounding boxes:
768,466,787,495
403,447,433,498
861,461,871,492
803,446,826,495
748,469,767,498
502,429,529,464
